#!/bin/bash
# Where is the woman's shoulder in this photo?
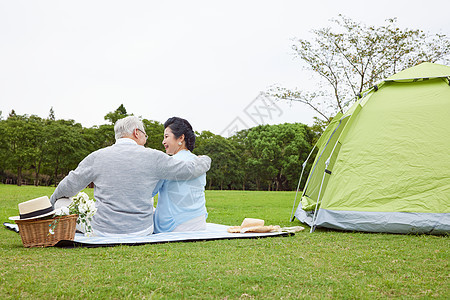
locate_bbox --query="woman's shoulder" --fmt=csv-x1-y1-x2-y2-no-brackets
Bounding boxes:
174,150,196,160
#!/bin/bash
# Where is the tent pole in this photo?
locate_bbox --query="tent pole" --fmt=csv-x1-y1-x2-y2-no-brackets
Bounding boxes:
290,161,306,222
290,145,317,222
300,116,347,225
294,114,349,230
310,138,341,232
310,159,330,233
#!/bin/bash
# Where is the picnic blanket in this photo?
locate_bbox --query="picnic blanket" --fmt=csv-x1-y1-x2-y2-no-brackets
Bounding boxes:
3,222,292,247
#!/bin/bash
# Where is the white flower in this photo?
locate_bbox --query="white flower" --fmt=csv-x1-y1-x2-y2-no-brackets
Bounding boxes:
50,192,97,237
54,205,70,216
86,201,97,214
78,203,88,214
79,192,89,202
61,206,70,215
70,192,97,236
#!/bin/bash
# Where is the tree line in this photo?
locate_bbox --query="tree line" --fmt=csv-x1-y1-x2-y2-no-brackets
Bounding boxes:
0,106,319,191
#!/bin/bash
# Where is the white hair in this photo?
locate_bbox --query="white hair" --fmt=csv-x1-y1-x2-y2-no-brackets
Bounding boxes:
114,116,145,140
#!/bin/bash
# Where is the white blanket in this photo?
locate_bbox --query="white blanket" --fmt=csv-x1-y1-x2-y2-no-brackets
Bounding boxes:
4,222,291,247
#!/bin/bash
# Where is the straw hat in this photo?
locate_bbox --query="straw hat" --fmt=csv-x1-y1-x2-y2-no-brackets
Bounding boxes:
227,218,281,233
9,196,55,221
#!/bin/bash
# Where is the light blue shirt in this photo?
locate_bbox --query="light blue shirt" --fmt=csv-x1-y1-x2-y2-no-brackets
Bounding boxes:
152,150,207,233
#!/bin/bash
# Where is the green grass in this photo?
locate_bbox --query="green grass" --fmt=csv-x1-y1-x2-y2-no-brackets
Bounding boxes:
1,184,448,299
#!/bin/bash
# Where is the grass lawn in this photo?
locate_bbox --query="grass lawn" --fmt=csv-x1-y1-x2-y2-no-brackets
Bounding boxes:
0,184,448,299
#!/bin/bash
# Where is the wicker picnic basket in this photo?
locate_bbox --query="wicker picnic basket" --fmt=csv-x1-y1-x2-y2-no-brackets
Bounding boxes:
15,214,78,247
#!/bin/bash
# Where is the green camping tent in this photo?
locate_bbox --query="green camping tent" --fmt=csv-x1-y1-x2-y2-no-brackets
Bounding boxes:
292,62,450,234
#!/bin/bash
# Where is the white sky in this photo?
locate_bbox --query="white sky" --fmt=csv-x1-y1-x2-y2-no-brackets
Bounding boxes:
1,1,449,136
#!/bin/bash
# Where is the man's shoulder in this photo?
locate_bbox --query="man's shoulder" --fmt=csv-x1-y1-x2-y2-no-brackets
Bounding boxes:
115,144,166,156
94,144,166,158
92,144,115,154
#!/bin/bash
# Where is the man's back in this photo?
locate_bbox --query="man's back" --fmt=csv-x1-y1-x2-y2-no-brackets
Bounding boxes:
89,140,161,234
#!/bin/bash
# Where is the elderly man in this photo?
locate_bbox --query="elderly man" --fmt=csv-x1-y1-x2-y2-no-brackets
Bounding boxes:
50,116,211,236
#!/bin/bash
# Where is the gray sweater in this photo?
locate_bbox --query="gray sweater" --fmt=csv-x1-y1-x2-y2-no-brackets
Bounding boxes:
50,138,211,235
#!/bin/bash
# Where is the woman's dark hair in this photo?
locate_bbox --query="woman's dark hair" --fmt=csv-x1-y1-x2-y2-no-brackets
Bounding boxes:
164,117,196,151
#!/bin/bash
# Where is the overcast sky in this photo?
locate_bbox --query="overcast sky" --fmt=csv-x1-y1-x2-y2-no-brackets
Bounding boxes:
1,1,449,136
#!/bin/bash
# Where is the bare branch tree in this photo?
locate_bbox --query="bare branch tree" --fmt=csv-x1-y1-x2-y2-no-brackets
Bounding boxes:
269,15,450,123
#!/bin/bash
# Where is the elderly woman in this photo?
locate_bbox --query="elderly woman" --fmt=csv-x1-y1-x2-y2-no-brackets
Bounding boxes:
152,117,208,233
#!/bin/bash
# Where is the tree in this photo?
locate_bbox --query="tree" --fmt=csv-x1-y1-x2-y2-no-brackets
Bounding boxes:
270,15,450,122
245,123,313,191
48,107,55,120
194,131,243,190
0,119,10,181
44,119,89,185
2,114,38,185
142,119,165,151
28,115,46,186
228,129,253,190
0,120,6,170
104,104,129,124
87,124,115,149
